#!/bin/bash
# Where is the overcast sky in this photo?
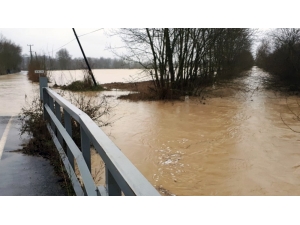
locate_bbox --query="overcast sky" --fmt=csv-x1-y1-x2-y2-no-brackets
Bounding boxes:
0,28,271,59
0,28,123,58
0,1,297,60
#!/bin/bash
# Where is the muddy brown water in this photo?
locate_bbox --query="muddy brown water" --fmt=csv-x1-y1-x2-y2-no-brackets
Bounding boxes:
2,67,300,195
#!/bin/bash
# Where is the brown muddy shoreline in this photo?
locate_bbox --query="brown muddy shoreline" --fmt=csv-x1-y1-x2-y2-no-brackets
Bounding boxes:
103,80,160,101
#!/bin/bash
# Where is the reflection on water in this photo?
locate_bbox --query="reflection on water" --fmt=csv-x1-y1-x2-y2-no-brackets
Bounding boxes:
2,68,300,195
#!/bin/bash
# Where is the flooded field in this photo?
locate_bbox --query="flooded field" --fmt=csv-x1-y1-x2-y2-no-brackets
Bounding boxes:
2,67,300,195
49,69,150,85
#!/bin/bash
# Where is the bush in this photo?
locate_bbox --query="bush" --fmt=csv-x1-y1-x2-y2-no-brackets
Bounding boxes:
62,70,104,92
18,89,114,195
27,59,52,83
18,97,75,195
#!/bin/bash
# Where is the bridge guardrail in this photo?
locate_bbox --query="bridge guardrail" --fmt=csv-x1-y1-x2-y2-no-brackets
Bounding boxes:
39,77,160,196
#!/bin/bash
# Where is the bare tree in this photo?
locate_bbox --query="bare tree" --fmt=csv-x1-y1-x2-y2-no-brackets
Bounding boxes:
256,28,300,88
114,28,254,99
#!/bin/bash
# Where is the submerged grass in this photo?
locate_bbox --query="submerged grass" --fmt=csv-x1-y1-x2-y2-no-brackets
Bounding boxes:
61,80,104,92
60,70,104,92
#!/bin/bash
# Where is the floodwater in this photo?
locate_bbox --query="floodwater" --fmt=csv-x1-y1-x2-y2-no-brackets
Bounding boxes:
49,69,150,85
0,71,37,116
2,67,300,195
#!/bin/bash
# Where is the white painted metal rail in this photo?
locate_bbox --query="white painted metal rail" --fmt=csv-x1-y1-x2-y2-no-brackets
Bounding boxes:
39,77,160,196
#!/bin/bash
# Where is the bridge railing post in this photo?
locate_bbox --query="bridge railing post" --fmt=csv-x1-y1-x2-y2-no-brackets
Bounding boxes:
39,77,48,102
64,109,74,170
106,167,122,196
48,96,55,132
42,88,49,121
80,126,91,172
40,77,49,122
55,102,63,147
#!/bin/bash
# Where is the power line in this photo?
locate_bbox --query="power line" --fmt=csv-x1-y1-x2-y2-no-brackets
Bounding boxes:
54,28,104,52
78,28,103,38
55,39,75,52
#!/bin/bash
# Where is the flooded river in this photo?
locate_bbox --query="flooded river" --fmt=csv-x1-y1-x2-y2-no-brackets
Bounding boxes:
1,67,300,195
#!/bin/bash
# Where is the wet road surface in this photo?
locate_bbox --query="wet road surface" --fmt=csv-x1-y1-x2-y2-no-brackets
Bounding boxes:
0,116,66,196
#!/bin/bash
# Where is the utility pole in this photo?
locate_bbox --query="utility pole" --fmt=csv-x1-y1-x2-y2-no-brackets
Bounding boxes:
27,44,33,61
72,28,97,86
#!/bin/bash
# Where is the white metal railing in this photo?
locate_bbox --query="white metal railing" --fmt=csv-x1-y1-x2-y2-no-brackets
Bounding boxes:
39,77,160,196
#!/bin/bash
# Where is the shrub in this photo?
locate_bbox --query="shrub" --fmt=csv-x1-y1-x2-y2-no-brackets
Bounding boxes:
62,70,103,92
18,88,114,195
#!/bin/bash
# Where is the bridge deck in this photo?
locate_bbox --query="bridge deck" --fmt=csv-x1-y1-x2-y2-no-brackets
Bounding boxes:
0,116,66,196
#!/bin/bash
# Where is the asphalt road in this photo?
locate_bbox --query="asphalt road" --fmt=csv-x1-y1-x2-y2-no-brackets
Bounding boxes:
0,116,67,196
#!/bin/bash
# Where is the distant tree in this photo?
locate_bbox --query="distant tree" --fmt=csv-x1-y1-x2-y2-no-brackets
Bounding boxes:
56,48,72,70
23,52,137,71
256,29,300,87
0,34,22,75
255,38,271,68
272,28,300,49
21,54,30,70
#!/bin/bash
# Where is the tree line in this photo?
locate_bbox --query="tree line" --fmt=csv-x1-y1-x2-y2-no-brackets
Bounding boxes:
22,48,143,71
0,34,22,75
256,28,300,89
116,28,254,99
1,29,256,95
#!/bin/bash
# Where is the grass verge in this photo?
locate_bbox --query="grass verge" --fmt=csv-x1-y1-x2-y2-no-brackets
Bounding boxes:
18,97,75,195
18,89,115,195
